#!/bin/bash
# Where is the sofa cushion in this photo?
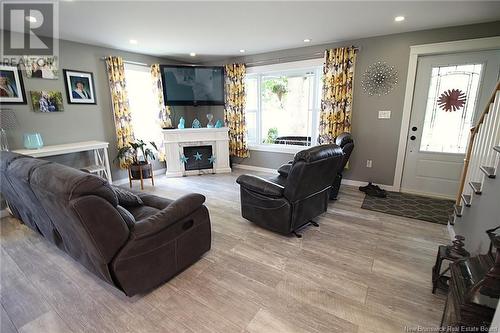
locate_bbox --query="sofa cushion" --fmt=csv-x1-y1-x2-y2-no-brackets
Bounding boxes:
116,205,136,229
127,205,161,221
111,185,144,207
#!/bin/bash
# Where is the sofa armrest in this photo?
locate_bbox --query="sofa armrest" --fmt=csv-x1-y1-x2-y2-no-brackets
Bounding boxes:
136,193,173,210
132,193,205,239
236,174,284,198
277,163,292,177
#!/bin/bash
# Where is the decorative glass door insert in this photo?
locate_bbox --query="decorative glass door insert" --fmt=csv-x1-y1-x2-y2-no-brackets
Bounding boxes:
419,63,483,154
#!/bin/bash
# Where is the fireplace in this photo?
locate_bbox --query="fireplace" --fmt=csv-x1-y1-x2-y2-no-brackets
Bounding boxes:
162,127,230,178
183,145,213,171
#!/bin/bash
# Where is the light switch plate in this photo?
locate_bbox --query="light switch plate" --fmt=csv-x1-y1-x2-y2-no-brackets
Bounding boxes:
378,110,391,119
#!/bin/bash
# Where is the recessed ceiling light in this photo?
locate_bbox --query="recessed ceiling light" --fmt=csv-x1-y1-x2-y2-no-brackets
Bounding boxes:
25,16,37,23
303,38,311,43
394,16,405,22
239,49,246,53
129,39,138,45
190,52,196,57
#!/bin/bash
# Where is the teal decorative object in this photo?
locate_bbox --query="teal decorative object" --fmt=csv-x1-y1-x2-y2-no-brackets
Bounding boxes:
179,154,188,163
208,155,216,164
193,152,202,161
178,117,185,129
192,118,201,128
23,133,44,149
214,120,223,128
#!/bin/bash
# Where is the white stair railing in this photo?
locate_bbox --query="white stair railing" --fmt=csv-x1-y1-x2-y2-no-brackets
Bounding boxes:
456,82,500,208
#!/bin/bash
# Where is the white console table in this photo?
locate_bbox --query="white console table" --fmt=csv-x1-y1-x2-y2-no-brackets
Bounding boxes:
13,140,112,183
162,127,231,177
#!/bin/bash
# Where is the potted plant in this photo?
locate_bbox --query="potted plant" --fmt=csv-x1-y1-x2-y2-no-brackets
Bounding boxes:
115,139,158,179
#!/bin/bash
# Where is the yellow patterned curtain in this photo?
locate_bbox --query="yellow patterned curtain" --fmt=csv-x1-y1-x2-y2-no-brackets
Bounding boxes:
318,47,357,144
151,64,172,129
224,63,249,158
151,64,171,161
105,56,135,168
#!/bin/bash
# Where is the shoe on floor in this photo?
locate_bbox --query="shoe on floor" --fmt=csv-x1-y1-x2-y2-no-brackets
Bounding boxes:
359,182,387,198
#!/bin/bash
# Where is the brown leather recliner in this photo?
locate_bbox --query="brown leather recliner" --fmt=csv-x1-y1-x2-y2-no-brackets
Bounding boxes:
0,152,211,296
236,144,343,236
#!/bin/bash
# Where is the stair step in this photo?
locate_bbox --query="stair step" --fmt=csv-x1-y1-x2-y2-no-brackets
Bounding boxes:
480,166,496,179
454,204,463,217
494,146,500,153
469,181,482,195
461,194,472,207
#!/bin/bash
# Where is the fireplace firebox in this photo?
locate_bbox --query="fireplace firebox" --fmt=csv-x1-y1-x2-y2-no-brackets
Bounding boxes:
183,145,213,171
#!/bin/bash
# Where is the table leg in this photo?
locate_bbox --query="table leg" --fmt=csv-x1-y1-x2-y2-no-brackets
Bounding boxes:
140,166,144,190
128,168,132,188
103,147,112,184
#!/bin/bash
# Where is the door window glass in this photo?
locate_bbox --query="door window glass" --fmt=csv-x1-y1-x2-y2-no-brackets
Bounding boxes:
420,63,483,153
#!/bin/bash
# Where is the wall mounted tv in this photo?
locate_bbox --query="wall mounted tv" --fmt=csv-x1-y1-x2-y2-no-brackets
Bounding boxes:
160,65,225,106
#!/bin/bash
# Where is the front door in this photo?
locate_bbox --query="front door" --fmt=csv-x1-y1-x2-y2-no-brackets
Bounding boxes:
401,50,500,199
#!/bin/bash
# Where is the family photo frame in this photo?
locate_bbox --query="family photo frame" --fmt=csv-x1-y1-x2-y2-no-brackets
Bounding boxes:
63,69,97,105
0,65,27,104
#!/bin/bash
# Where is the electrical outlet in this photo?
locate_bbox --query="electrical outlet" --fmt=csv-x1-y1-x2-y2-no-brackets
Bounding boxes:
366,160,373,168
378,110,391,119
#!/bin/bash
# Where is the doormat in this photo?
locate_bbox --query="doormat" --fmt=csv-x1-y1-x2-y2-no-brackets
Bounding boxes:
361,191,454,225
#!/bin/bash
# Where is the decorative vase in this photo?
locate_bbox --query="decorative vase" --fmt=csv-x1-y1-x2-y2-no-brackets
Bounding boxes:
177,117,185,129
23,133,44,149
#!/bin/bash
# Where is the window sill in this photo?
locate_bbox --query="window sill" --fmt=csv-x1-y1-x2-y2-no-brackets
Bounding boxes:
248,144,309,154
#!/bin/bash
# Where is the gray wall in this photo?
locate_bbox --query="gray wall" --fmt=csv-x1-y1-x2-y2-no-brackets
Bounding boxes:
2,35,172,181
222,21,500,185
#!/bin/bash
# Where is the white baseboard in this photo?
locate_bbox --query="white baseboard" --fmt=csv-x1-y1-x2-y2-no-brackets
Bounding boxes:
447,223,456,241
0,208,11,218
113,168,167,186
232,163,278,174
233,163,396,191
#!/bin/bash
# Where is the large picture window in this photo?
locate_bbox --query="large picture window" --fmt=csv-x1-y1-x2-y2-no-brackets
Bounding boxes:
244,59,323,152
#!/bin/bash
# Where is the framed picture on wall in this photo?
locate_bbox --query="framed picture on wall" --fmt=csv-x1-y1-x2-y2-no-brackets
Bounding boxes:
30,91,64,112
0,65,27,104
22,56,59,79
63,69,97,105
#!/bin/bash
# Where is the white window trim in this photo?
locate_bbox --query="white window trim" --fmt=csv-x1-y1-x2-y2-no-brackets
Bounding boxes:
246,58,324,154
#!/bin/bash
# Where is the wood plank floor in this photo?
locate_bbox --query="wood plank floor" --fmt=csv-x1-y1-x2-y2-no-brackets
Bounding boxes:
1,170,449,333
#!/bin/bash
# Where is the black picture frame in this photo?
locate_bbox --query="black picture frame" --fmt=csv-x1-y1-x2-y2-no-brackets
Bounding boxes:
63,69,97,105
0,65,27,105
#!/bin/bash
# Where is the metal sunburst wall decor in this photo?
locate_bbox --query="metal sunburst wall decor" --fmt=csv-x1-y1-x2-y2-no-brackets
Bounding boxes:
361,62,398,96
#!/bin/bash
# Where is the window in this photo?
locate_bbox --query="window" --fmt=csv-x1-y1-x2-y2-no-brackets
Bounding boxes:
420,63,483,154
124,64,163,149
244,59,323,152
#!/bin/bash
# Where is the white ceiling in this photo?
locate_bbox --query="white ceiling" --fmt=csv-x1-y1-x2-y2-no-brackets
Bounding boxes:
53,1,500,62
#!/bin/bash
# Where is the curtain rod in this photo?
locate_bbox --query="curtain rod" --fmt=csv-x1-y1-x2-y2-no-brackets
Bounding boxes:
245,46,360,67
100,57,149,67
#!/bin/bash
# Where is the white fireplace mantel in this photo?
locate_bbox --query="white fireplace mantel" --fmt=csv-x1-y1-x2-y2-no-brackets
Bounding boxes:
162,127,231,177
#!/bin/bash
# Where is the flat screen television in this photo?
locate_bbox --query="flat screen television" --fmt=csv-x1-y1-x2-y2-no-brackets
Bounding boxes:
160,65,225,106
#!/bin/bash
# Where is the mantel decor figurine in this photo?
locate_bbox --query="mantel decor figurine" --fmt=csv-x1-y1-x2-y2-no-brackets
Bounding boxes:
214,120,223,128
206,113,215,128
177,117,185,129
192,118,201,128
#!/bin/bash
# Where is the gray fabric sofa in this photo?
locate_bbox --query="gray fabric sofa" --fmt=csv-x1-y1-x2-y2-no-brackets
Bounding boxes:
0,151,211,296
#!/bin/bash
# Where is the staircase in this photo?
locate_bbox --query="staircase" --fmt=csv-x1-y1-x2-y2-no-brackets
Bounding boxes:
451,81,500,255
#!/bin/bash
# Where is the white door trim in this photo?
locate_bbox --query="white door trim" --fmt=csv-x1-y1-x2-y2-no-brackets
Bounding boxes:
393,36,500,192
